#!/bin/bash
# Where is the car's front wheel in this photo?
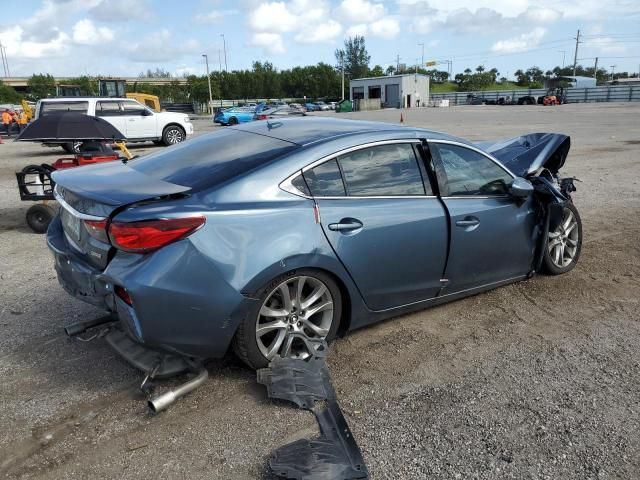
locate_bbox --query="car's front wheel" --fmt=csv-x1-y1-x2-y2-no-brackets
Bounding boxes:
162,125,185,146
233,270,342,369
543,202,582,275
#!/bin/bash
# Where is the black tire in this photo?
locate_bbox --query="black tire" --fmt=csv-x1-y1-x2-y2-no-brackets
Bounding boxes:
542,202,582,275
153,140,164,146
233,269,343,369
26,204,57,234
162,125,186,146
228,117,239,126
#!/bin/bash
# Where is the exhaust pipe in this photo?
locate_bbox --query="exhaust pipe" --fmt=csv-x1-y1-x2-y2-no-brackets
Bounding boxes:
148,367,208,414
65,314,115,337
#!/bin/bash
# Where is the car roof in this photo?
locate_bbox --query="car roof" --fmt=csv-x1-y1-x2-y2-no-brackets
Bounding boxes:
228,117,468,147
38,97,130,102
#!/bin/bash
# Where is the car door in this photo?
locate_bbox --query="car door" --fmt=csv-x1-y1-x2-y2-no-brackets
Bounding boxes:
95,100,127,138
303,141,449,311
428,141,537,294
121,100,156,138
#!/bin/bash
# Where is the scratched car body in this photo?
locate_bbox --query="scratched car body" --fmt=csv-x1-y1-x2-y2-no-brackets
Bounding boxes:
48,118,581,369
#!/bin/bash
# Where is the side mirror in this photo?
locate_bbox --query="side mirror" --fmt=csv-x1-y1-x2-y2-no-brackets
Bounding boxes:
141,109,152,116
510,177,534,198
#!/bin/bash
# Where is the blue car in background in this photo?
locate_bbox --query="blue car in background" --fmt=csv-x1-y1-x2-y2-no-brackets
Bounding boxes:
214,104,265,125
48,118,581,372
304,102,318,112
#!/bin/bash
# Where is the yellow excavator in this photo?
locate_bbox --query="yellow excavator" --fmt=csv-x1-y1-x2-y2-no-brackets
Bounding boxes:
97,79,161,112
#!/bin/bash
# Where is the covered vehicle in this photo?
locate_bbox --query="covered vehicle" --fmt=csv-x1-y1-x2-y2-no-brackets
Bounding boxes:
48,118,581,370
213,104,265,125
254,106,307,120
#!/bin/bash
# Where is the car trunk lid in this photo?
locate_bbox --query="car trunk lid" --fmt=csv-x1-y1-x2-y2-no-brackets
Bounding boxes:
53,161,191,270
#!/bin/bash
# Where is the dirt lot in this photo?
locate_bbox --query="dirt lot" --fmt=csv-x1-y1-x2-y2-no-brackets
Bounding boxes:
1,103,639,479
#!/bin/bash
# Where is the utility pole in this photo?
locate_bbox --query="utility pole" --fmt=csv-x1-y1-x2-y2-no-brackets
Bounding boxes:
558,50,566,68
572,29,580,77
0,42,10,77
593,57,598,79
340,51,345,100
418,43,424,69
202,54,213,114
396,54,400,73
610,65,616,81
220,34,228,72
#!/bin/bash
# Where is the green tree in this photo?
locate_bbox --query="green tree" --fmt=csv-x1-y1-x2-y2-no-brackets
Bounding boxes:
335,35,370,80
369,65,384,77
0,80,22,103
66,76,97,95
27,74,56,99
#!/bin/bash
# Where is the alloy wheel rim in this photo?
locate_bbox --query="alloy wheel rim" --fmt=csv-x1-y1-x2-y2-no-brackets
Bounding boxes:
167,129,183,144
548,207,579,268
256,276,334,361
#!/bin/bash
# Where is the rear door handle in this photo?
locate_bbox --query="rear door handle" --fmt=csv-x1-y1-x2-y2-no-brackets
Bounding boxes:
328,219,363,232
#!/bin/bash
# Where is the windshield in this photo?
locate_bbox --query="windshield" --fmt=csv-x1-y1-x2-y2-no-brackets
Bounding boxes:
130,128,298,191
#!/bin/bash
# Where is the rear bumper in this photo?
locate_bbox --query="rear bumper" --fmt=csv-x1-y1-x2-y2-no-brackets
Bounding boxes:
47,216,257,359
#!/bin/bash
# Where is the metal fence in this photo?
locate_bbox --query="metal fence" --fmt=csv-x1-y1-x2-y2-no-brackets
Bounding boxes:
430,85,640,105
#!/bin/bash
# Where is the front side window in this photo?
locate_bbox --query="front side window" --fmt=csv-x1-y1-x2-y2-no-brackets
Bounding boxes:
121,100,147,116
431,143,512,196
338,144,425,196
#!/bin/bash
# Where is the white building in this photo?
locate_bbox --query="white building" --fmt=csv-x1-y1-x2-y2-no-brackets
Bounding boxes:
350,74,430,108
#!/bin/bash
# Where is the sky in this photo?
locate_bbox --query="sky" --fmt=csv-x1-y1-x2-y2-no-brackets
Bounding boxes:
0,0,639,80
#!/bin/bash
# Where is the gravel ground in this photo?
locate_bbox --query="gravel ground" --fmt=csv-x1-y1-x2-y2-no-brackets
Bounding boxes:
0,103,639,479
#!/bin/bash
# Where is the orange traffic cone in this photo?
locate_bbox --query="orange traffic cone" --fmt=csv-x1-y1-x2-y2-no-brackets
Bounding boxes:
400,112,404,123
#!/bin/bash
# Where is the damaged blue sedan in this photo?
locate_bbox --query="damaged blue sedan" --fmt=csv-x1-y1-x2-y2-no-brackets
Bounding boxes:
48,118,581,370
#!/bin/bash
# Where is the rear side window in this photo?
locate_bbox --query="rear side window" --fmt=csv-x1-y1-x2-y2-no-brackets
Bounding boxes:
338,144,425,196
303,159,346,196
130,129,298,191
39,101,88,116
122,101,146,115
96,101,122,116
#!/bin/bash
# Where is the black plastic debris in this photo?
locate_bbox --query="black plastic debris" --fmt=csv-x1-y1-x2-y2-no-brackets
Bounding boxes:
258,344,369,480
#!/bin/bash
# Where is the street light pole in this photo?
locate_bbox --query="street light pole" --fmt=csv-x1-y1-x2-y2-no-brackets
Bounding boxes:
418,43,424,69
220,34,228,72
610,65,616,81
558,50,566,68
340,52,345,100
202,54,213,115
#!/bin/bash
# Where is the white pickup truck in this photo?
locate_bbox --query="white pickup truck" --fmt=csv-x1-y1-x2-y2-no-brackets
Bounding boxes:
35,97,194,152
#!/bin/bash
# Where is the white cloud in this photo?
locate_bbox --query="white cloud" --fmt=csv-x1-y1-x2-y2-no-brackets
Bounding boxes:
249,2,301,32
335,0,386,23
491,27,547,54
72,19,115,45
0,25,71,59
346,24,368,36
295,20,342,43
520,6,561,23
250,32,286,55
412,16,437,33
126,30,200,62
369,18,401,39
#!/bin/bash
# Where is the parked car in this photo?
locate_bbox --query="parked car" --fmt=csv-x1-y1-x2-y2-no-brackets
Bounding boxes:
254,107,307,120
314,101,331,111
328,101,337,110
35,97,194,152
48,118,581,370
289,103,304,111
304,102,318,111
213,104,265,126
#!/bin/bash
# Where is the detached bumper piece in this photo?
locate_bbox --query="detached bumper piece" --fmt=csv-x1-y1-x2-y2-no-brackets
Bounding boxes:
105,327,197,379
257,346,369,480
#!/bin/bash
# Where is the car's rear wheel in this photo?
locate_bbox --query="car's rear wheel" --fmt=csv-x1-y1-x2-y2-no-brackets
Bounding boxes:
233,270,342,369
228,117,238,125
162,125,185,146
543,202,582,275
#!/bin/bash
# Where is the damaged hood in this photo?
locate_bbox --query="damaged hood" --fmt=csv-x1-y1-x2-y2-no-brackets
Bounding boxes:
475,133,570,177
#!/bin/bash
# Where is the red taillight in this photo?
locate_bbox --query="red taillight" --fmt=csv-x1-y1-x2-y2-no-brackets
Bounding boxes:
257,114,268,120
114,285,133,306
84,219,109,243
108,216,206,253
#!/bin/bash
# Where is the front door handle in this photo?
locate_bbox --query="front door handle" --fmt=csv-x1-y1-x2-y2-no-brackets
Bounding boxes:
455,219,479,227
328,219,363,232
